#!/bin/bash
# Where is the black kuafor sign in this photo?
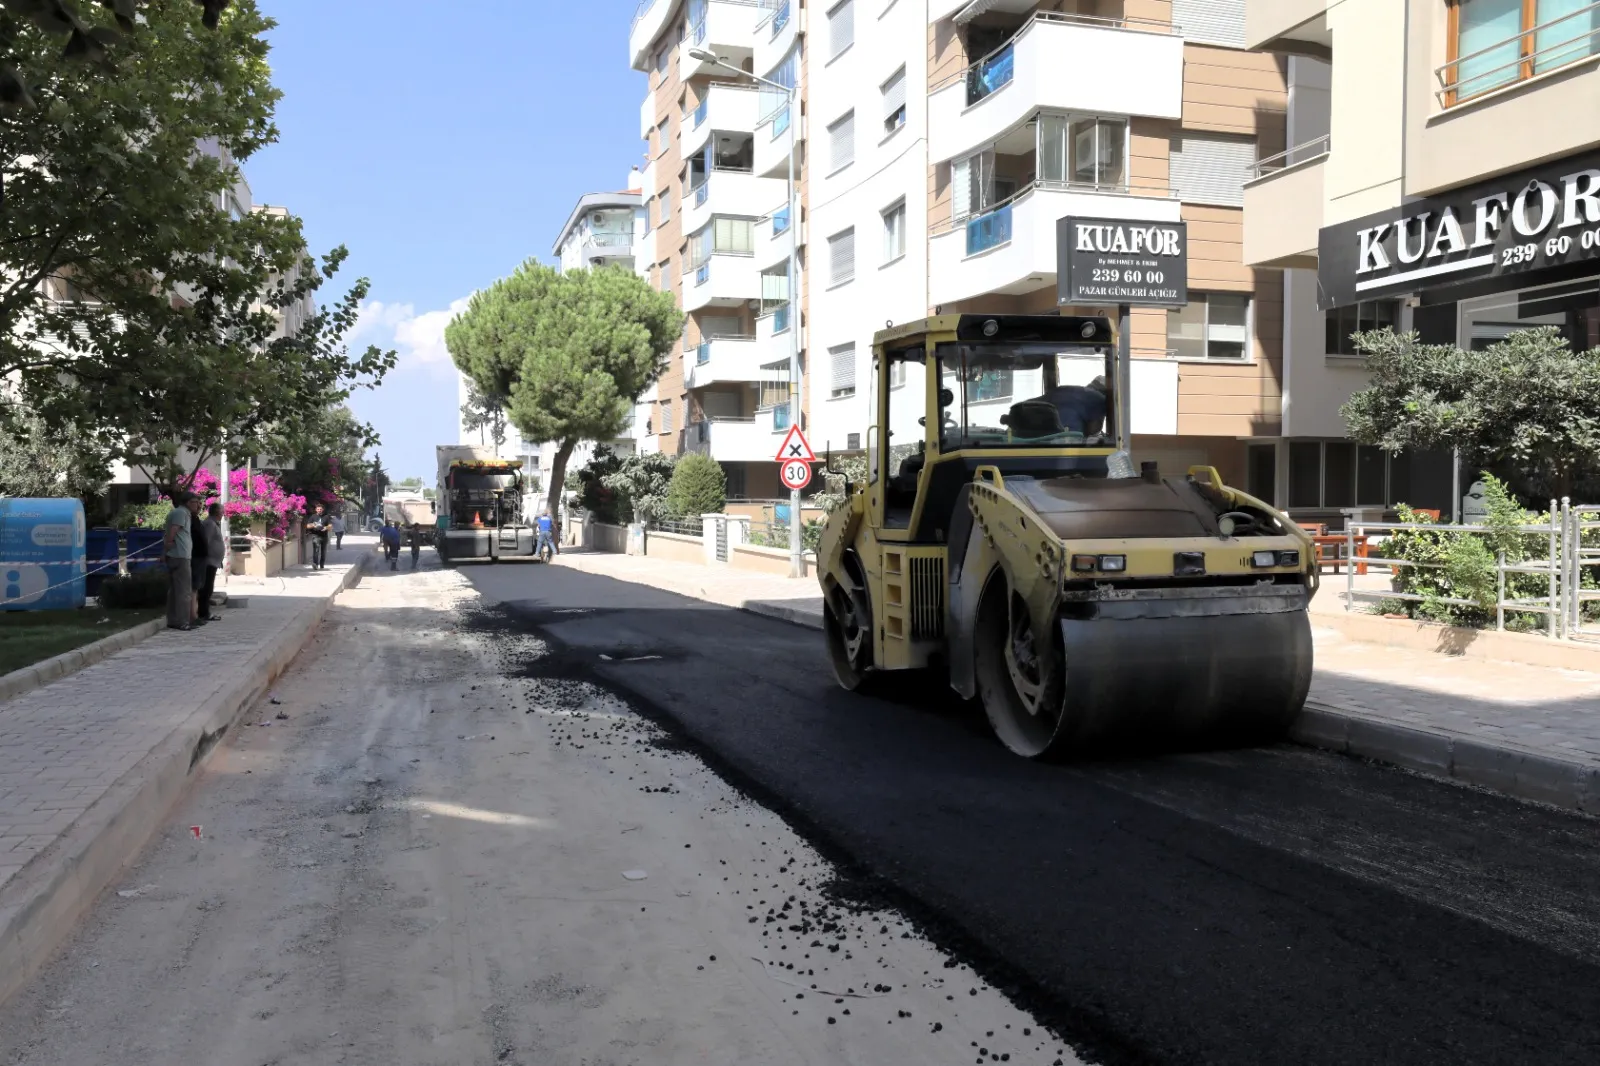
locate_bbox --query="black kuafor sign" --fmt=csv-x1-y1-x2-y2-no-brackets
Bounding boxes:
1056,216,1188,308
1316,149,1600,309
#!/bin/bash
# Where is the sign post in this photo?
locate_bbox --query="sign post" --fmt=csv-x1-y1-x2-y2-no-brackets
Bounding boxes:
1057,216,1189,455
774,425,816,575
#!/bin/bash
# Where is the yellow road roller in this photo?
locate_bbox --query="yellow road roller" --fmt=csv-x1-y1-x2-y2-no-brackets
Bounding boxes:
816,313,1317,758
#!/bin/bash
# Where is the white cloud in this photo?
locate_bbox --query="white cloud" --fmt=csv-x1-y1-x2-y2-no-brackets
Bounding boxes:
350,296,472,375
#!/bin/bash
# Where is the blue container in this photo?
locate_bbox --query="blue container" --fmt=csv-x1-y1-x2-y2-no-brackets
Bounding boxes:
124,528,165,574
0,498,87,611
84,527,120,598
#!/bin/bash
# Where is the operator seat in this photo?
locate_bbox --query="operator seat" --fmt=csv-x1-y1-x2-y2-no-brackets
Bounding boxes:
1002,400,1063,441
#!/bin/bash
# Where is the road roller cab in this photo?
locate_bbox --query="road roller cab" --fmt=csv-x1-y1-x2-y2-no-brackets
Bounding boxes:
816,313,1318,758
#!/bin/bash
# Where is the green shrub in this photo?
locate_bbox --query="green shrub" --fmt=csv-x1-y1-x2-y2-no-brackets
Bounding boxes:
667,453,726,518
98,570,168,609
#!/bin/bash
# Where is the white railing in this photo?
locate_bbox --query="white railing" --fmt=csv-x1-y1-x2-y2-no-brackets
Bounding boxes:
1344,499,1600,640
1435,1,1600,105
1248,134,1330,180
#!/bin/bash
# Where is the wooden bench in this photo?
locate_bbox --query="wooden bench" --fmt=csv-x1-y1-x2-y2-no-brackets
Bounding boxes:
1298,522,1370,575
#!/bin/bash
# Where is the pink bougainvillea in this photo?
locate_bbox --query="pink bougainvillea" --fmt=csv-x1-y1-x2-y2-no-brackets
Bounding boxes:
181,468,306,540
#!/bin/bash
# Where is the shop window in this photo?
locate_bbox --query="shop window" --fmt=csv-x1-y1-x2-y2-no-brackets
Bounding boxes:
1326,300,1401,356
1246,444,1277,506
1283,442,1453,512
1324,443,1356,508
1356,446,1387,506
1288,442,1322,509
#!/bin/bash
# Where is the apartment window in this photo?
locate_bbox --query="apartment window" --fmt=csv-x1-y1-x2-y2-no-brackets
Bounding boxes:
828,0,854,58
661,400,674,435
830,343,857,399
659,188,672,224
1169,134,1256,207
881,66,907,134
1282,442,1455,514
1039,114,1128,189
690,218,755,264
829,111,855,171
1448,0,1600,101
950,148,998,222
828,228,856,286
1172,0,1246,47
656,119,670,155
1326,300,1401,356
1168,293,1251,360
654,45,671,78
882,200,906,262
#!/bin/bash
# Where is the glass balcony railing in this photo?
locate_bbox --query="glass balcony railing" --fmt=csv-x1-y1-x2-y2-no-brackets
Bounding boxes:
965,43,1015,107
773,303,791,333
696,182,711,207
771,0,790,39
695,262,710,287
772,402,791,431
965,203,1013,255
696,340,711,364
692,97,708,128
690,16,706,45
771,102,790,139
772,203,790,236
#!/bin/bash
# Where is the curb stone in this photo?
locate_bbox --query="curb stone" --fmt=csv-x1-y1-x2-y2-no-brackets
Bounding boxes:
0,553,367,1009
738,597,1597,815
0,617,166,705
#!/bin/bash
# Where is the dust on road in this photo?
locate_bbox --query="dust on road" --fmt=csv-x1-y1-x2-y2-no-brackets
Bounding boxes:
0,556,1082,1066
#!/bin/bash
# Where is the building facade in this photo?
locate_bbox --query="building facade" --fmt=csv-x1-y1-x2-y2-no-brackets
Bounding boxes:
1243,0,1600,522
628,0,1314,502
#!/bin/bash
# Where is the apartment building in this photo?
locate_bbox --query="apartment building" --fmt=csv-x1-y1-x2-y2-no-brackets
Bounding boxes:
630,0,804,500
629,0,1301,497
1244,0,1600,522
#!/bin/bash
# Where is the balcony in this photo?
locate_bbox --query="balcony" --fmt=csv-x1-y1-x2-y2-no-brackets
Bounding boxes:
682,168,787,238
754,200,800,269
1244,0,1331,57
756,301,799,359
1242,136,1328,269
753,0,803,78
928,12,1182,166
682,252,760,313
681,1,765,79
684,84,761,161
754,102,803,180
578,231,636,268
928,181,1181,307
629,0,673,71
684,334,763,389
688,416,773,463
639,92,655,139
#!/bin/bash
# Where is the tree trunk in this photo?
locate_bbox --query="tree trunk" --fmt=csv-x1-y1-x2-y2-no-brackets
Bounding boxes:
545,438,579,529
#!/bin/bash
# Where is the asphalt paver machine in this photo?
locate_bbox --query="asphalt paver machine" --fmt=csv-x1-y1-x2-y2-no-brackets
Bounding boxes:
815,313,1317,758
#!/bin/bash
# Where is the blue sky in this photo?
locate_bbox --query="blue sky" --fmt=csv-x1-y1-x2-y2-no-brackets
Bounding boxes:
248,1,647,482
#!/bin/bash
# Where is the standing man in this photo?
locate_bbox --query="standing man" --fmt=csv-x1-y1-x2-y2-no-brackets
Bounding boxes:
196,502,226,622
379,518,401,570
331,510,346,550
162,492,200,631
305,503,331,570
535,509,554,561
408,523,423,569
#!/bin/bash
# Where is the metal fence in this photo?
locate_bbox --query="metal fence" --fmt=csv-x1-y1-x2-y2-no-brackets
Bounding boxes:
649,515,703,538
1344,498,1600,640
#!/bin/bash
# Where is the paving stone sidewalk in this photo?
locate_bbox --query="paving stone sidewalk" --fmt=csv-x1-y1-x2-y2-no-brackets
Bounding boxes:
0,537,373,894
550,550,1600,810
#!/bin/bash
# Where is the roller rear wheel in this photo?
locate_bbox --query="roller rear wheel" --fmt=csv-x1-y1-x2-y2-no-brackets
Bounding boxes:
825,557,875,691
975,581,1068,758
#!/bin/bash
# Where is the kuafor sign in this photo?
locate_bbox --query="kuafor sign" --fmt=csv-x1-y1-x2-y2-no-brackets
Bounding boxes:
1316,149,1600,310
1056,216,1188,307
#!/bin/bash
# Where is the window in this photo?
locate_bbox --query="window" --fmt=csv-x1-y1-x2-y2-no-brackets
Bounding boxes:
829,111,855,171
846,432,861,450
654,46,670,77
828,228,856,286
950,148,996,221
1280,441,1454,513
1167,294,1251,360
1169,134,1256,206
830,343,857,398
656,119,670,155
882,200,906,262
660,400,674,434
1038,114,1128,189
659,188,671,224
828,0,854,58
1246,443,1277,506
881,66,907,134
1447,0,1600,102
1172,0,1246,47
725,465,747,499
691,218,755,265
1326,300,1401,356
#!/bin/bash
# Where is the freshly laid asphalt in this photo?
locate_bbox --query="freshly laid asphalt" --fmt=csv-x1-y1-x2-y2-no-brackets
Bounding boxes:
467,560,1600,1066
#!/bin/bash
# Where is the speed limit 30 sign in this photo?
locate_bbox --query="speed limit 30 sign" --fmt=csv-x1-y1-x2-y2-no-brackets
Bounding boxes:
780,459,812,491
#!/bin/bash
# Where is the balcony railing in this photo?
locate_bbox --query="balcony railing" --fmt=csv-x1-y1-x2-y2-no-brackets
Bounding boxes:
696,340,712,364
695,262,711,287
695,182,710,207
772,203,790,236
1248,134,1330,180
1436,2,1600,106
965,203,1013,255
771,102,790,138
690,16,706,45
631,0,659,31
773,303,791,333
771,0,790,38
771,402,791,431
967,44,1015,106
692,97,709,128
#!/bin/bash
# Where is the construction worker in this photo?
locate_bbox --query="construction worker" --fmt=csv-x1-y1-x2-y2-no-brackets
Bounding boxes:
409,523,423,568
379,518,401,570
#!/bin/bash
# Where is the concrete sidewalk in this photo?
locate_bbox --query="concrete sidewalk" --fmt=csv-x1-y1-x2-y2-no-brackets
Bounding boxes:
0,536,374,1006
551,550,1600,814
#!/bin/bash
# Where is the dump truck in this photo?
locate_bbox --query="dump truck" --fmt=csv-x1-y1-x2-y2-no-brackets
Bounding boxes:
816,314,1316,759
382,494,436,543
435,444,540,564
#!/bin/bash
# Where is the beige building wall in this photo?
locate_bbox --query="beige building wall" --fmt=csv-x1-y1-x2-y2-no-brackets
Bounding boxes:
644,25,686,455
1321,0,1405,225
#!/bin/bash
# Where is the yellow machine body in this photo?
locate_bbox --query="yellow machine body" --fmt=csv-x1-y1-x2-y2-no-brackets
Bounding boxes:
816,314,1317,757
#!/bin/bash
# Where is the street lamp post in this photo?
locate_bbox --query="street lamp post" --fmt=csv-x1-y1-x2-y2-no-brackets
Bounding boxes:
687,47,805,579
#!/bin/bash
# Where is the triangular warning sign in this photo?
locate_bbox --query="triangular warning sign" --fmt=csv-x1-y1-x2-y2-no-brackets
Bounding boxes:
773,424,816,464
